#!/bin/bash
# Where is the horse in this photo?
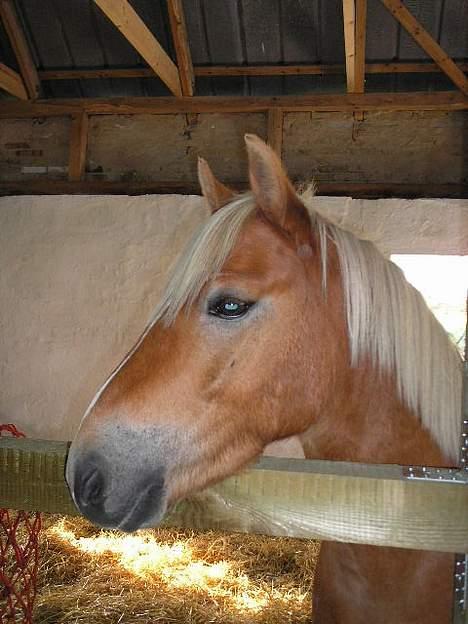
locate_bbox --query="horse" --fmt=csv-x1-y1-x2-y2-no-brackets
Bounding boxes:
66,134,462,623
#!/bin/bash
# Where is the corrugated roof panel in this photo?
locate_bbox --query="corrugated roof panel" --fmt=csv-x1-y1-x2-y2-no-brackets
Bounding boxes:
394,72,454,93
182,0,213,94
319,0,345,63
16,0,80,97
366,1,398,61
242,0,281,63
0,20,17,70
55,0,106,68
281,0,320,63
18,1,73,67
398,0,443,60
202,0,243,64
202,0,247,95
242,0,282,95
440,0,468,58
183,0,209,64
0,0,465,100
10,0,40,68
50,0,112,97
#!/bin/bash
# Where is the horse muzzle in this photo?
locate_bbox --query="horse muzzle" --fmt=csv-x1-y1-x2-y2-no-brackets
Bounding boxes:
66,448,168,531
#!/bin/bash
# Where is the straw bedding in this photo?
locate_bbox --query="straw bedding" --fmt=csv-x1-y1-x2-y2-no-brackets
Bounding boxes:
26,514,320,623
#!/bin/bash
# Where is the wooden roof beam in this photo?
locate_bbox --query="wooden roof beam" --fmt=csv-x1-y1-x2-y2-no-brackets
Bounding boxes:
167,0,194,96
1,180,466,199
380,0,468,97
93,0,182,96
0,92,466,119
0,61,27,99
0,0,40,99
37,62,468,81
342,0,367,93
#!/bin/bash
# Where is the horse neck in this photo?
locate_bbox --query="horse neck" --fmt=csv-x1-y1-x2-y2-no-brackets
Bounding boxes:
300,360,450,468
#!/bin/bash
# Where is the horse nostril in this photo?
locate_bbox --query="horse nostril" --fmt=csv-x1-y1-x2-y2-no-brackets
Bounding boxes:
76,465,107,508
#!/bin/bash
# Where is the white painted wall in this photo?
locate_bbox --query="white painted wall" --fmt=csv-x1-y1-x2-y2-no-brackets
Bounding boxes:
1,195,467,440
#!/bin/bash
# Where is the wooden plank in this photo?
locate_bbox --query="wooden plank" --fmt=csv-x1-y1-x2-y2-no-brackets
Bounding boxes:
93,0,182,96
0,92,466,119
365,61,468,74
0,180,466,200
0,61,27,99
380,0,468,96
0,0,40,99
342,0,357,93
355,0,367,93
267,108,283,155
1,437,468,552
37,62,468,81
167,0,194,96
68,113,89,182
343,0,367,93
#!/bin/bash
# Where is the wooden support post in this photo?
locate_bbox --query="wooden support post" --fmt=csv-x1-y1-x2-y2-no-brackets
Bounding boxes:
167,0,194,96
355,0,367,93
342,0,357,93
0,61,27,99
342,0,367,94
93,0,182,96
68,113,89,182
267,109,283,156
0,0,40,99
380,0,468,97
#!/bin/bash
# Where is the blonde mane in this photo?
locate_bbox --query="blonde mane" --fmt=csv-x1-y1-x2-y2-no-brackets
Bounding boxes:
153,193,462,462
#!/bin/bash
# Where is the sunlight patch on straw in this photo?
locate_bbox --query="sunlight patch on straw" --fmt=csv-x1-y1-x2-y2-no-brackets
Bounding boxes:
49,519,285,613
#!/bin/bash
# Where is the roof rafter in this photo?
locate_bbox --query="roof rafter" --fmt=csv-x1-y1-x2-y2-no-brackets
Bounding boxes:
167,0,194,96
93,0,182,96
380,0,468,96
0,0,40,99
0,61,27,99
342,0,367,93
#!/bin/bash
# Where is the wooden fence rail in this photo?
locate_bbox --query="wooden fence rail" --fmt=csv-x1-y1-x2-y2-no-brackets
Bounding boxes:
1,437,468,553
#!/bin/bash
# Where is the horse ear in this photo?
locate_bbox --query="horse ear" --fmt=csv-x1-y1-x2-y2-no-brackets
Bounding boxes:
244,134,311,240
198,157,236,214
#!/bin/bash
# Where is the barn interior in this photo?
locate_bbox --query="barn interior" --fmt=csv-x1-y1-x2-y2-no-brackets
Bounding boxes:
0,1,467,623
0,0,467,196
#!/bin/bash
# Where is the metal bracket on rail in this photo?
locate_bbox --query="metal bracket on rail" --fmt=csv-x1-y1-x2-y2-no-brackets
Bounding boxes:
454,554,468,622
452,333,468,623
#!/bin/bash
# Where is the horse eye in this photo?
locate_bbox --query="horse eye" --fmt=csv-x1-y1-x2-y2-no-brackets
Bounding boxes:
208,297,253,319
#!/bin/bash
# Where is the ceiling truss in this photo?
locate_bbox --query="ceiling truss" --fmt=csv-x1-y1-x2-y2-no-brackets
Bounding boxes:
0,0,465,104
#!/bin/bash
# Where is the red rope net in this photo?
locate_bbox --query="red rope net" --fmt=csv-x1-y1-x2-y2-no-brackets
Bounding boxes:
0,424,41,624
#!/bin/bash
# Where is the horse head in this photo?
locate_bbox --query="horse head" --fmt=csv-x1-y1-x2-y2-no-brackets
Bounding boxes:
66,135,347,531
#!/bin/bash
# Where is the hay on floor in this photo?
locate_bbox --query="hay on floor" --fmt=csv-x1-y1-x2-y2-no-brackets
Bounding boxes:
27,514,320,623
